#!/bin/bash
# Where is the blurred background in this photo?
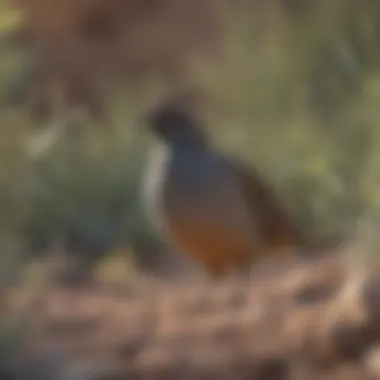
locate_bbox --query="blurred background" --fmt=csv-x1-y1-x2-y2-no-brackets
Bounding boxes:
1,0,380,379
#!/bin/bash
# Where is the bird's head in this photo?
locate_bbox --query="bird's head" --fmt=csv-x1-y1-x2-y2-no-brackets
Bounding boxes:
143,93,208,148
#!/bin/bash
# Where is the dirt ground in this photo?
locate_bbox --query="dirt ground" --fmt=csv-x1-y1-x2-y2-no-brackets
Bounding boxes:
4,253,380,379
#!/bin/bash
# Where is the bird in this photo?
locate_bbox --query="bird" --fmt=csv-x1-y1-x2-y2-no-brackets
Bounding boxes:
141,94,311,279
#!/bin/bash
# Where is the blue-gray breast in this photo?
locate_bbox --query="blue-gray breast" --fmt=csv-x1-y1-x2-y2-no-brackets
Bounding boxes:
142,97,307,278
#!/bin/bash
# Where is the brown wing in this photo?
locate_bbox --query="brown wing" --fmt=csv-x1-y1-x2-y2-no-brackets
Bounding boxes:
226,158,307,253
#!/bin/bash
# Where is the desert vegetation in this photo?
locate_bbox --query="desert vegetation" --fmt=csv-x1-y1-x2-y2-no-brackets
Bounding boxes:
0,0,380,378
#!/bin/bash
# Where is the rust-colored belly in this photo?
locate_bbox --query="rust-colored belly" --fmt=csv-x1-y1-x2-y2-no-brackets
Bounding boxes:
164,214,256,277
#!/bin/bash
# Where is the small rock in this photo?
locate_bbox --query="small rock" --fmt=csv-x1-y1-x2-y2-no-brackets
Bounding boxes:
365,346,380,378
293,283,336,306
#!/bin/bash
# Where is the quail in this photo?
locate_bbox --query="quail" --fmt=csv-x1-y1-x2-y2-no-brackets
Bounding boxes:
142,95,308,278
